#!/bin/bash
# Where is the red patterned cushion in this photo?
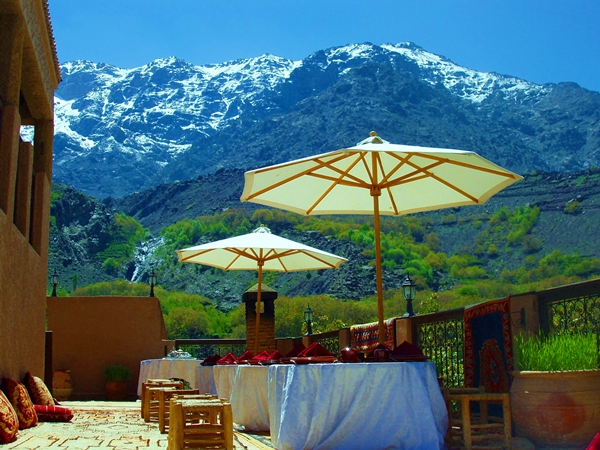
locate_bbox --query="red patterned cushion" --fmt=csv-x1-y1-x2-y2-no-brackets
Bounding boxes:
33,405,73,422
23,373,55,406
0,391,18,443
1,378,38,429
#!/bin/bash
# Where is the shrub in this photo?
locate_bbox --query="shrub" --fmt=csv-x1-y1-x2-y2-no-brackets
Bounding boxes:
564,200,582,215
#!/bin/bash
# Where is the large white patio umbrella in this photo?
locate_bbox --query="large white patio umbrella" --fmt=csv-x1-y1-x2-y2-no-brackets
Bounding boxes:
240,132,523,344
176,225,347,353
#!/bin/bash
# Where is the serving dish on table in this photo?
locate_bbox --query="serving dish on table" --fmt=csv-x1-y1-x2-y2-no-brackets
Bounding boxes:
290,356,337,364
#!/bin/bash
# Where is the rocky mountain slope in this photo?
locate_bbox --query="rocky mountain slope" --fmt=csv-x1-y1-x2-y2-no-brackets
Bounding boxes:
52,42,600,199
49,168,600,309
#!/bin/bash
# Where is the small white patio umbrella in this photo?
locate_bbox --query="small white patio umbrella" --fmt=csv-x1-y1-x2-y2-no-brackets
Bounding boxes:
176,225,347,353
241,132,523,344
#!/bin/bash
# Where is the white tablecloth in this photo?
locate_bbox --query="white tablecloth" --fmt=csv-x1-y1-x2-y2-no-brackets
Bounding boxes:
268,362,448,450
213,365,238,401
229,365,270,432
136,359,200,396
194,366,218,395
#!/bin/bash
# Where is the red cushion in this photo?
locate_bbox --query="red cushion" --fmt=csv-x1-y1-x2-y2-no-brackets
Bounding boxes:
22,373,55,406
33,405,73,422
1,378,38,429
0,391,18,444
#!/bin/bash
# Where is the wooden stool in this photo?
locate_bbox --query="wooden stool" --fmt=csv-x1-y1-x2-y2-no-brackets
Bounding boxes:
141,379,182,418
171,394,220,427
446,387,512,449
167,399,233,450
144,382,183,422
158,389,201,433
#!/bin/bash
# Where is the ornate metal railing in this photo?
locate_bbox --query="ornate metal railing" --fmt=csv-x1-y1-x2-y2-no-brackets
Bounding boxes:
538,279,600,367
174,339,247,360
412,308,465,387
309,330,341,356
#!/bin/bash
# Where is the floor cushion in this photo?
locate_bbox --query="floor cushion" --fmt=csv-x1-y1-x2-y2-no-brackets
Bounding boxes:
22,373,55,406
0,390,18,443
1,378,38,429
33,405,73,422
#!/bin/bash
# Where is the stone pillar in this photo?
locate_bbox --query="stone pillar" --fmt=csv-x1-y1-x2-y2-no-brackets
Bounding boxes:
0,14,24,217
243,284,277,353
13,141,33,236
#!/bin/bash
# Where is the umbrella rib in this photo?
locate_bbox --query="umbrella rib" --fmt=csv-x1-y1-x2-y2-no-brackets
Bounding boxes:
387,151,519,179
382,162,480,203
306,154,368,214
266,249,340,270
179,248,214,262
245,153,358,200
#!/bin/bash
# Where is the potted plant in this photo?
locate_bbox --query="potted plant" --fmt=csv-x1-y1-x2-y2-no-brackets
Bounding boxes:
104,364,131,401
510,331,600,447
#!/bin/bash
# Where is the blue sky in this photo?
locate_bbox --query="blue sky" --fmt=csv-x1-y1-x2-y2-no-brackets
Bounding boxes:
50,0,600,92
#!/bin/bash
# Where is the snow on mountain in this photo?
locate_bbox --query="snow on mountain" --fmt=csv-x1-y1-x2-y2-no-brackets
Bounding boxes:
51,41,596,200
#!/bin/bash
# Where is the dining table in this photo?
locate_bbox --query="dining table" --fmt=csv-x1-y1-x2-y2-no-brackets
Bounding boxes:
194,365,218,395
267,361,448,450
212,364,239,402
136,358,200,397
229,365,270,432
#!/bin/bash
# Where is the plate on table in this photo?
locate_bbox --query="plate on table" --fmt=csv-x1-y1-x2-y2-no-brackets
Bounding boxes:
258,359,281,365
389,355,429,362
290,356,337,364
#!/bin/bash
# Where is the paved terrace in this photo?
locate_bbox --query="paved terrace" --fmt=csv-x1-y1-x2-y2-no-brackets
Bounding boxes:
5,401,273,450
5,401,580,450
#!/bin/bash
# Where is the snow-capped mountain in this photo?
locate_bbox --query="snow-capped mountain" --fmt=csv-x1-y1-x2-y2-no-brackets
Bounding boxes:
50,42,600,199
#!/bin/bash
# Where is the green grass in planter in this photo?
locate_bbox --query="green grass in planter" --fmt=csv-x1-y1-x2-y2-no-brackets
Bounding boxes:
104,365,131,381
514,332,598,371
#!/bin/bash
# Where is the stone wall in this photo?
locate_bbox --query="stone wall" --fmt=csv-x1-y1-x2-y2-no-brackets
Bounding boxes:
47,296,168,400
0,0,59,382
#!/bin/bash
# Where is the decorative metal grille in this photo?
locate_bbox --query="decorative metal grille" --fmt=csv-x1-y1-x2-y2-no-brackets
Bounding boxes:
316,336,340,357
414,312,465,388
540,292,600,367
175,340,247,360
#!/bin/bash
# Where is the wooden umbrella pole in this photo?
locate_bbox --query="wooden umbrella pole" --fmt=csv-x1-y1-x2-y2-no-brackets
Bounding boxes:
373,195,385,345
254,262,263,355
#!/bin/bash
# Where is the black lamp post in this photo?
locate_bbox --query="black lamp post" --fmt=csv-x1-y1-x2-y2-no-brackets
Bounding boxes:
149,268,157,297
304,305,314,335
402,273,416,317
50,268,59,297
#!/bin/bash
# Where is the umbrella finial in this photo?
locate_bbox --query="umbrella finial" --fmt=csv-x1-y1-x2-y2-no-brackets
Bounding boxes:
357,132,388,145
253,224,272,234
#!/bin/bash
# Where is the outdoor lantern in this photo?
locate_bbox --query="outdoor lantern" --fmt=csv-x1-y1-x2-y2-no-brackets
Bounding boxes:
50,268,59,297
149,268,158,297
304,305,314,335
402,273,416,317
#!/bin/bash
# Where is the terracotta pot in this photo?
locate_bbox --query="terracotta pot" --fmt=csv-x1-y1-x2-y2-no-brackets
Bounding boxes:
52,369,73,401
105,380,128,401
510,369,600,447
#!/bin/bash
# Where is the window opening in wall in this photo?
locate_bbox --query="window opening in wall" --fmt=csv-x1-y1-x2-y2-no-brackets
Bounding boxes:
29,165,37,247
19,125,34,142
